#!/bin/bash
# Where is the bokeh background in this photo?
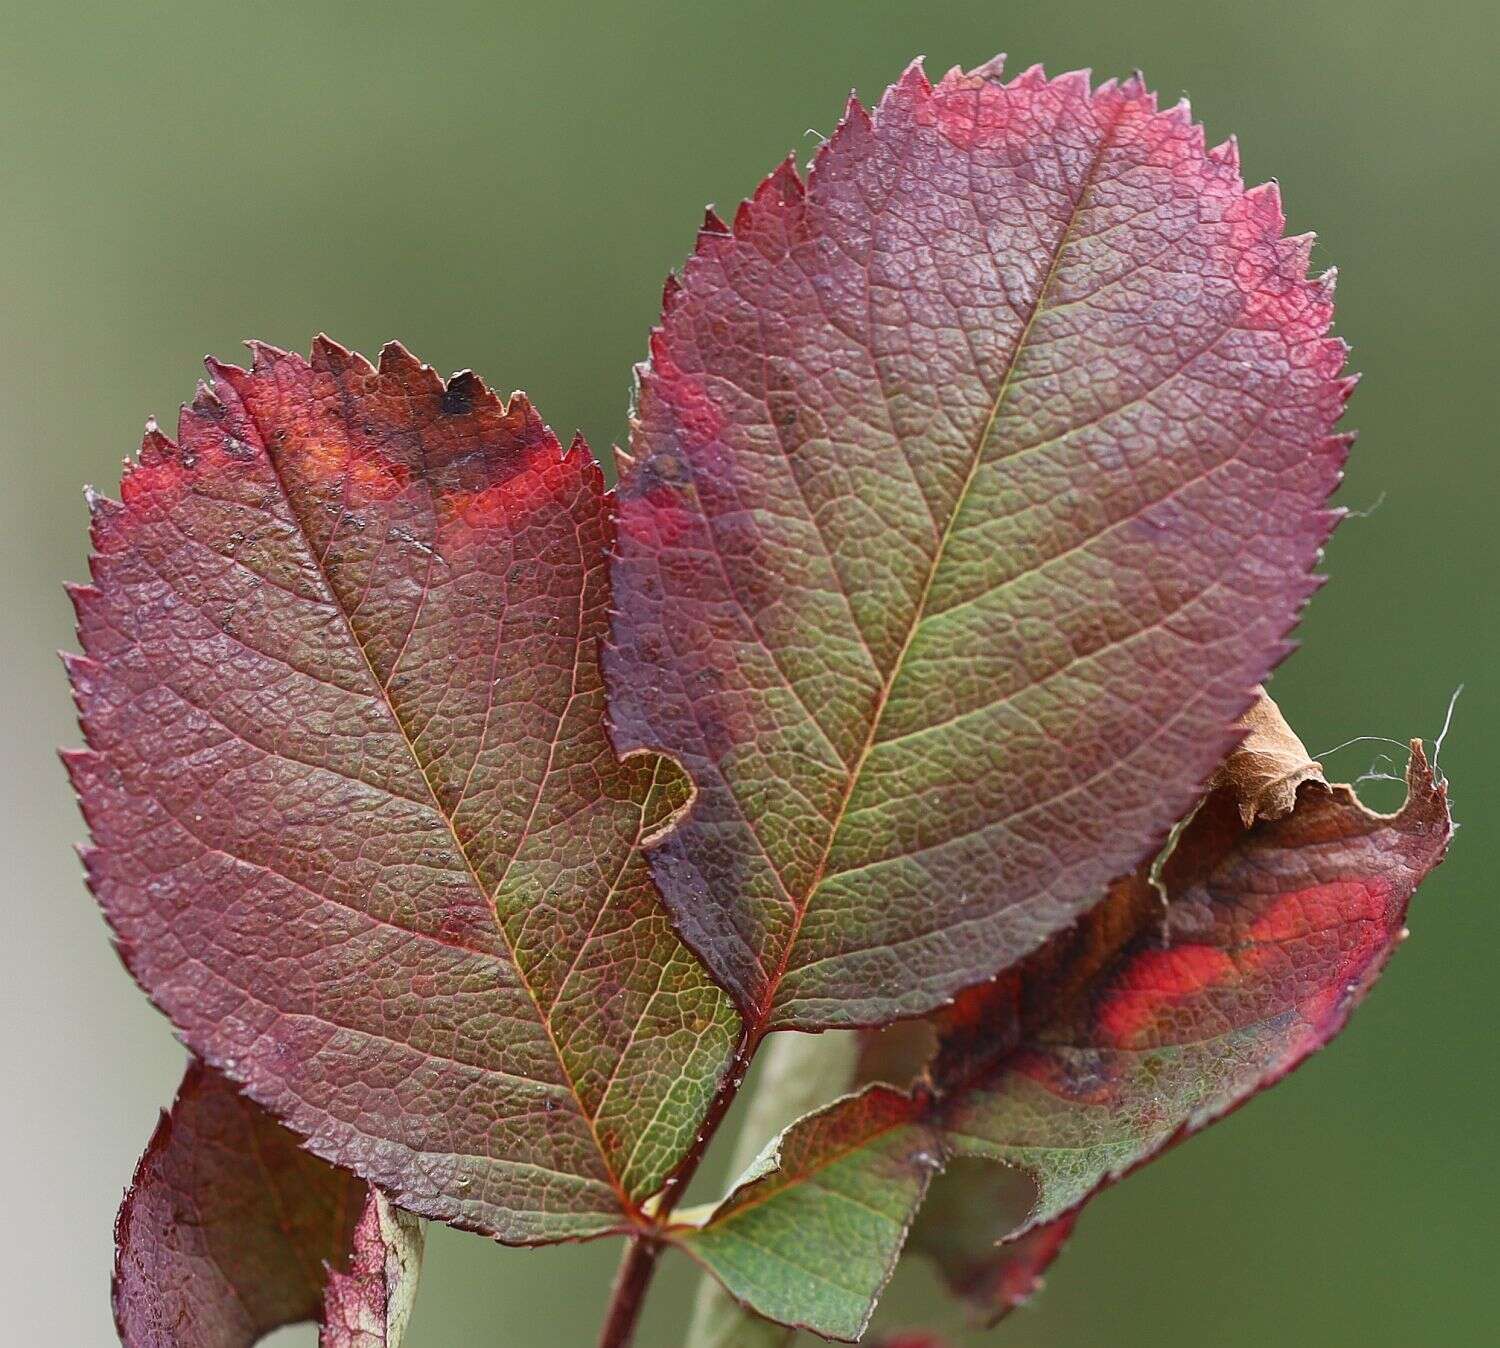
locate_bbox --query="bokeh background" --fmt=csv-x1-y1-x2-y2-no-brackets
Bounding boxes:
3,2,1494,1344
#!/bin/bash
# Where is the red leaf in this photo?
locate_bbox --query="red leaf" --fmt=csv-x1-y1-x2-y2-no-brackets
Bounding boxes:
320,1188,424,1348
608,57,1350,1033
113,1061,383,1347
908,1159,1078,1326
67,339,738,1242
928,742,1450,1258
672,742,1451,1338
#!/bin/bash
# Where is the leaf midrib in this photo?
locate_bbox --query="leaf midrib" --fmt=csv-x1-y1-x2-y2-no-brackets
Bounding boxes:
229,375,635,1214
764,98,1126,1021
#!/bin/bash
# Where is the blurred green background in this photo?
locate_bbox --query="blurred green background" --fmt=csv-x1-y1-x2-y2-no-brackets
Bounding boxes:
2,1,1493,1344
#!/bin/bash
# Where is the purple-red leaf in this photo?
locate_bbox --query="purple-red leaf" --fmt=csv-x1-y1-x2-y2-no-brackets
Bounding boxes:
671,738,1450,1338
907,1161,1077,1326
114,1061,420,1348
608,56,1350,1033
67,340,738,1242
320,1189,424,1348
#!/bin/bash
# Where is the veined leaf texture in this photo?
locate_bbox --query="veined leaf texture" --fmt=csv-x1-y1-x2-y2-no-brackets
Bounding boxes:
609,58,1350,1032
65,51,1454,1348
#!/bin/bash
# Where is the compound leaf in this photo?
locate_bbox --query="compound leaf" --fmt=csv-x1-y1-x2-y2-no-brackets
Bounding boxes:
66,339,739,1242
671,737,1450,1339
607,55,1351,1032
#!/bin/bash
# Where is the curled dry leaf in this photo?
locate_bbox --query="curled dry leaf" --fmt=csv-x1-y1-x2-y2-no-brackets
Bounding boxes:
901,688,1314,1327
671,737,1450,1339
608,55,1351,1035
113,1061,421,1348
1210,686,1325,826
65,339,738,1242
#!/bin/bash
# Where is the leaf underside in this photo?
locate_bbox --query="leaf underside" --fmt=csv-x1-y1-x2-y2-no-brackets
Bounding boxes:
608,55,1351,1034
321,1187,425,1348
907,1160,1078,1329
66,339,738,1242
673,743,1451,1340
113,1060,421,1348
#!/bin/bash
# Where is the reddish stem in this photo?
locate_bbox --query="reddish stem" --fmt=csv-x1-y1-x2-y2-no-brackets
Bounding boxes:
597,1235,662,1348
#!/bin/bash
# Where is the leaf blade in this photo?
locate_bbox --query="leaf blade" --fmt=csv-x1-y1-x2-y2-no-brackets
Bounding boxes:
68,340,738,1241
684,1031,862,1348
675,1086,937,1343
671,741,1451,1336
113,1061,418,1348
321,1190,426,1348
607,58,1350,1031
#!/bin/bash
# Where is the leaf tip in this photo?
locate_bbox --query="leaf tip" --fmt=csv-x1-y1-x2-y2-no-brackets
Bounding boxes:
1009,61,1049,92
971,51,1007,82
245,337,291,375
376,339,428,382
768,154,805,201
202,356,251,411
441,367,503,417
662,271,684,316
138,417,173,461
1051,67,1093,100
894,56,931,98
841,91,872,129
1243,178,1286,230
1209,135,1241,171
